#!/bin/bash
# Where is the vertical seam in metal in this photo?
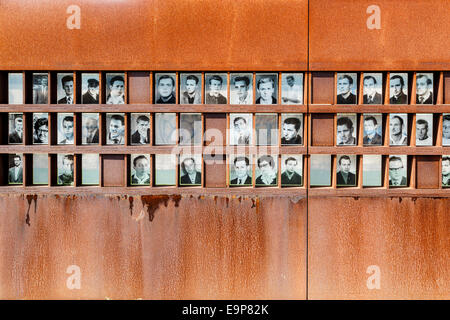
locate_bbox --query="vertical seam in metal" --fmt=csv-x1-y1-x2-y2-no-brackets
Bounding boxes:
306,0,310,301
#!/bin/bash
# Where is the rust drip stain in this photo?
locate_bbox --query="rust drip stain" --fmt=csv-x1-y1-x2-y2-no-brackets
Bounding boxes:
140,195,170,222
172,195,181,207
251,198,257,208
129,196,134,216
25,194,37,226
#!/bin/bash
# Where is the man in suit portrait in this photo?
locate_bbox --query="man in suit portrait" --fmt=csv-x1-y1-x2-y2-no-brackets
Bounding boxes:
363,116,382,145
156,75,176,104
58,115,74,144
389,156,407,187
82,78,99,104
416,74,433,104
363,76,382,104
57,75,74,104
389,75,408,104
390,115,407,145
232,116,251,145
336,155,356,186
106,75,125,104
416,119,432,145
281,157,302,186
256,77,277,104
180,157,201,185
8,155,23,184
83,115,99,144
33,75,48,104
255,155,277,186
443,115,450,146
230,156,252,186
106,114,125,145
281,117,302,145
206,75,227,104
8,115,23,144
337,116,356,145
180,75,201,104
336,75,356,104
58,155,74,186
131,115,150,144
33,117,49,144
131,155,150,185
231,76,252,104
442,156,450,187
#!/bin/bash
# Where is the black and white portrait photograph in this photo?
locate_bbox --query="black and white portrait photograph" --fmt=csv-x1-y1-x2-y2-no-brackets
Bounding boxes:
229,113,252,145
179,154,202,186
106,113,125,145
155,154,176,186
336,73,357,104
230,73,253,104
281,73,303,105
229,155,252,186
442,156,450,188
337,113,357,146
416,73,433,104
336,155,357,187
57,73,74,104
255,113,278,146
130,113,150,145
105,73,125,104
255,74,278,105
82,113,99,145
130,154,151,186
255,155,278,187
8,113,23,144
281,155,303,187
81,73,99,104
415,113,433,146
389,155,407,187
33,113,49,145
33,153,48,185
389,113,408,146
443,114,450,146
8,73,23,104
57,154,74,186
205,73,227,104
281,114,303,145
154,113,177,145
33,73,48,104
155,73,176,104
57,113,74,145
363,73,382,104
389,73,408,104
180,73,201,104
81,154,99,185
180,113,202,145
8,154,23,185
362,154,382,187
363,113,383,146
310,154,331,186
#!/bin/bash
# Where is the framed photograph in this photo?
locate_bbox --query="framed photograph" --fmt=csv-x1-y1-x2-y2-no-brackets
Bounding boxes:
255,155,278,187
57,113,74,145
205,73,227,104
8,113,23,144
281,155,303,187
180,73,202,104
179,154,202,186
57,73,74,104
416,73,433,104
8,73,23,104
389,73,408,104
229,155,252,187
130,154,151,186
81,154,99,185
180,113,202,145
336,73,357,104
8,154,23,185
336,155,357,187
363,113,383,146
337,113,357,146
82,113,99,145
106,113,125,145
33,153,48,185
415,113,433,146
81,73,99,104
362,73,382,104
255,113,278,146
389,113,408,146
443,114,450,146
230,73,253,104
155,154,176,186
32,73,48,104
389,155,407,187
57,154,74,186
229,113,252,145
363,154,382,187
310,154,331,187
154,113,177,145
130,113,150,145
442,156,450,188
281,113,303,145
255,73,278,105
32,113,49,145
105,73,125,104
281,73,303,105
155,73,176,104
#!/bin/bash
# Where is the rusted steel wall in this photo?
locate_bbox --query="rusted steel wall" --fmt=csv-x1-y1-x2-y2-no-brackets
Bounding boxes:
0,194,306,299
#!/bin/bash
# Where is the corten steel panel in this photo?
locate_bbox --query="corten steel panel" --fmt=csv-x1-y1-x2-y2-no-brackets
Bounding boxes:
311,114,334,146
204,155,227,188
102,155,125,187
204,113,227,146
311,72,334,104
0,194,306,299
128,72,151,104
309,0,450,71
445,73,450,104
308,197,450,299
416,156,440,189
0,0,308,71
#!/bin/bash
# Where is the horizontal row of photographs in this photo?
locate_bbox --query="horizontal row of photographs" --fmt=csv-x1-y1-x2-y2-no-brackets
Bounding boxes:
6,153,450,188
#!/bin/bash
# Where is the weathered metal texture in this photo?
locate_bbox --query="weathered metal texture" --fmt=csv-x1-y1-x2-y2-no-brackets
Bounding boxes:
0,194,306,299
308,197,450,299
